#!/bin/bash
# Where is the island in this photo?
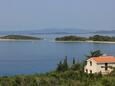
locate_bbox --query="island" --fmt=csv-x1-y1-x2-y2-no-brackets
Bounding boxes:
55,35,115,42
0,35,41,40
89,35,115,41
55,35,88,41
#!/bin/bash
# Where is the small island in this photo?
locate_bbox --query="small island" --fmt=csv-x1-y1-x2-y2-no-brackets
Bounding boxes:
55,35,115,43
89,35,115,41
0,35,41,40
55,35,88,41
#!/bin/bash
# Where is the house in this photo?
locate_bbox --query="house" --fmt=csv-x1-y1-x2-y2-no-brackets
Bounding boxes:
84,56,115,74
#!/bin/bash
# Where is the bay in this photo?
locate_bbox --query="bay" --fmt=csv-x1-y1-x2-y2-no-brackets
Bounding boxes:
0,33,115,75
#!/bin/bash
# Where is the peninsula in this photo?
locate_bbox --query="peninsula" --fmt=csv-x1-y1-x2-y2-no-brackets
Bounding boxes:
55,35,115,43
0,35,41,40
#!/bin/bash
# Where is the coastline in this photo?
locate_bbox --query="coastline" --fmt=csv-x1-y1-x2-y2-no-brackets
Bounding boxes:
0,39,40,42
1,39,115,44
54,40,115,44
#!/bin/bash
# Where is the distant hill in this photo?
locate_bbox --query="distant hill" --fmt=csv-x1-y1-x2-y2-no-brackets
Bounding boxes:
35,28,89,34
93,30,115,34
0,28,90,35
0,35,41,40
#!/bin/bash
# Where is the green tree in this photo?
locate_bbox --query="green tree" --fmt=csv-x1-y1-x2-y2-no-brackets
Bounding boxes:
110,68,115,76
86,50,103,59
56,56,69,72
63,56,68,71
72,58,75,64
71,63,81,71
56,61,63,72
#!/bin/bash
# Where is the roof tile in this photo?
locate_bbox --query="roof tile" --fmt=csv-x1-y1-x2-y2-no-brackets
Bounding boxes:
91,56,115,63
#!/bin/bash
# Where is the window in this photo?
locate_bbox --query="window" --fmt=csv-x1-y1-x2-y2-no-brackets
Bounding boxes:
86,69,88,73
90,70,92,74
90,61,92,66
105,63,108,70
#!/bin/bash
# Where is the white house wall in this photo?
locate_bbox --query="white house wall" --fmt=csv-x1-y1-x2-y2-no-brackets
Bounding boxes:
97,63,115,74
84,59,115,74
84,59,97,74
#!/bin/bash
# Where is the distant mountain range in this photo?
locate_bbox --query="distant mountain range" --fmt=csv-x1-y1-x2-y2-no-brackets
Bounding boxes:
93,30,115,34
0,28,90,35
1,29,115,35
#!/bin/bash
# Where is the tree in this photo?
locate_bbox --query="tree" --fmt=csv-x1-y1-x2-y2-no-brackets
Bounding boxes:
86,50,103,59
72,58,75,64
56,61,63,72
56,56,69,72
63,56,69,71
71,58,81,71
110,68,115,76
71,63,81,71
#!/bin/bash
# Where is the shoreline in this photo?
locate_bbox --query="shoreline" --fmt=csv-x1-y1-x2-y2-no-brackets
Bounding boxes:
0,39,40,42
1,39,115,44
54,40,115,44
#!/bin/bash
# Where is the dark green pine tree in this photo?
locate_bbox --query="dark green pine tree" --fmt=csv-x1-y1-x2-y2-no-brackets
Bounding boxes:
56,61,63,71
72,58,75,64
63,56,68,71
56,56,69,72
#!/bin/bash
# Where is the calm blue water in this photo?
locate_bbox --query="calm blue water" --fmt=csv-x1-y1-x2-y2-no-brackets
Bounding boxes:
0,33,115,75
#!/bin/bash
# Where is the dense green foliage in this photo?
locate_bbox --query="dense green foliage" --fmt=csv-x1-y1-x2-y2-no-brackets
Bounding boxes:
0,35,41,40
55,35,115,42
55,35,88,41
86,50,103,59
0,72,114,86
56,56,69,72
89,35,115,41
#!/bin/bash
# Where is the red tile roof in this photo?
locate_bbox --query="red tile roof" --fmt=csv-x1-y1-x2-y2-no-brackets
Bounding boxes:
91,56,115,63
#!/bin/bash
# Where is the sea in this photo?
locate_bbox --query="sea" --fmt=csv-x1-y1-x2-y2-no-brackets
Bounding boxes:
0,33,115,75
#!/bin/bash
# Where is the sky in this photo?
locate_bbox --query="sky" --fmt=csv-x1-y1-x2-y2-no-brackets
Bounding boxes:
0,0,115,31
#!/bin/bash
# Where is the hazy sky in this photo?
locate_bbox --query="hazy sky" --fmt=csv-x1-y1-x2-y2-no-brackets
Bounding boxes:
0,0,115,31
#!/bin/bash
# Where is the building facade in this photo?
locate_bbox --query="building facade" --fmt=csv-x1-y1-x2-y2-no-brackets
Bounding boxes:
84,56,115,74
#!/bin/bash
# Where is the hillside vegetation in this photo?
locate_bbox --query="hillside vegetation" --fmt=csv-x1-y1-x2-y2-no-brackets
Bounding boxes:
89,35,115,41
55,35,115,42
55,35,88,41
0,35,41,40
